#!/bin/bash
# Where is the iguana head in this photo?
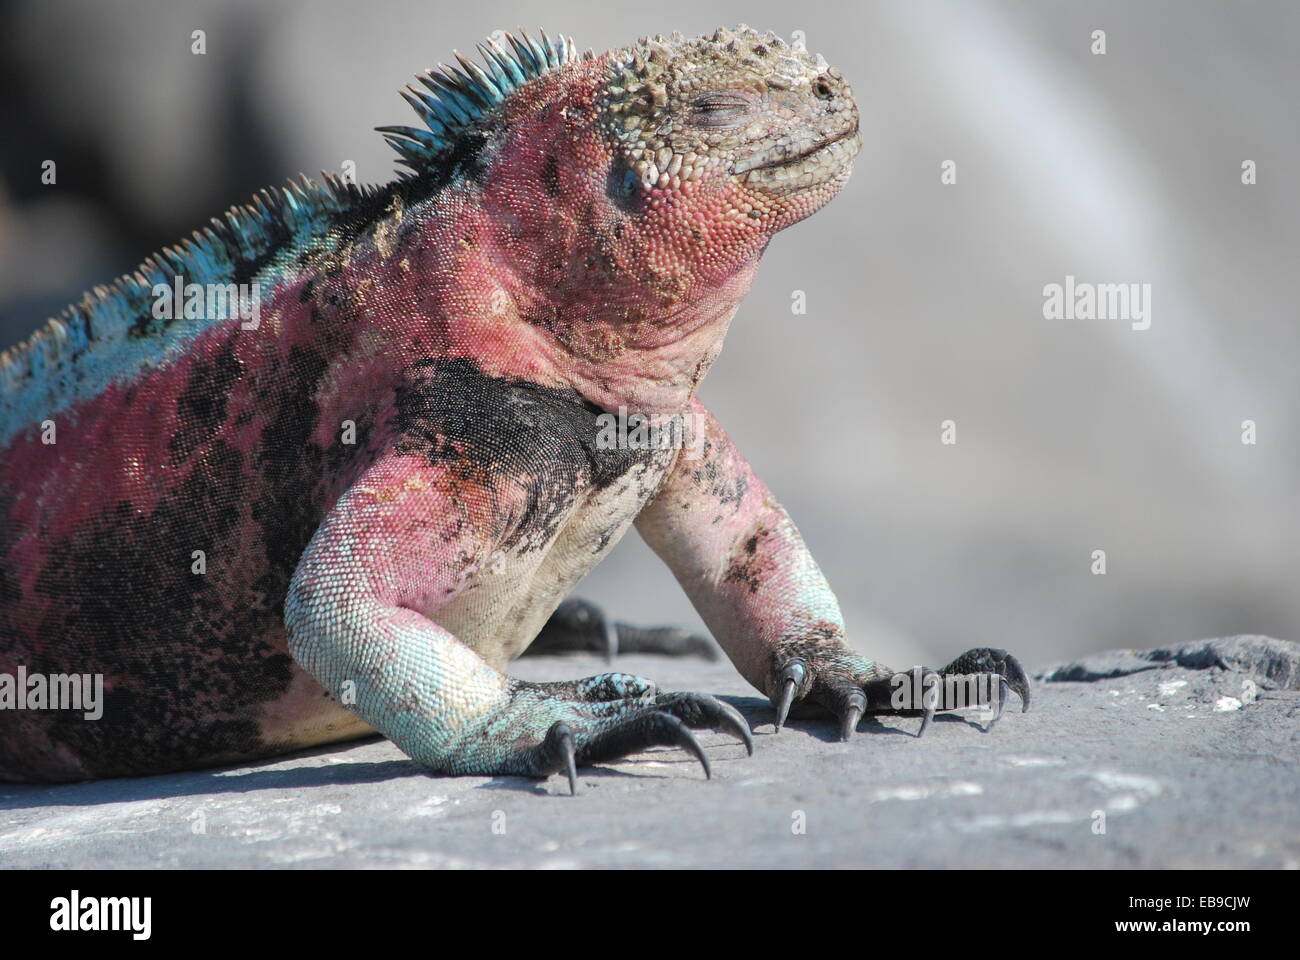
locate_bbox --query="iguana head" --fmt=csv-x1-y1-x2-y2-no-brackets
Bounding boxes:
383,26,858,262
600,26,861,233
380,27,859,403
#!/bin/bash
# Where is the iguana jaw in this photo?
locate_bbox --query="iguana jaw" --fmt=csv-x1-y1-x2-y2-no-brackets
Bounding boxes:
733,126,860,174
733,126,862,194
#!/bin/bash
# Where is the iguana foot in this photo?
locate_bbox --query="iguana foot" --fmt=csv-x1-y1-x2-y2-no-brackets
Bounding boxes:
525,598,721,661
518,674,752,794
768,644,1030,740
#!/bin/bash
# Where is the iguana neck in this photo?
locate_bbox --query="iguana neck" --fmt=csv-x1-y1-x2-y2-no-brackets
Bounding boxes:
410,168,765,414
444,208,761,414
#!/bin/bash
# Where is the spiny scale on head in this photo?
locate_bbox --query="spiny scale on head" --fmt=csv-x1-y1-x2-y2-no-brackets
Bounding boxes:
377,29,577,173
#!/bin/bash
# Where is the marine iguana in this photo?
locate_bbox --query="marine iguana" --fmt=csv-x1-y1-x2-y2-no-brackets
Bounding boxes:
0,26,1029,789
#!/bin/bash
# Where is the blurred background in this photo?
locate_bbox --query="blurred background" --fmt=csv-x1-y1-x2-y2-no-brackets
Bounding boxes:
1,0,1296,669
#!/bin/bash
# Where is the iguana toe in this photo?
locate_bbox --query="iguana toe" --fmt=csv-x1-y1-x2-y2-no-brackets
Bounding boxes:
537,721,580,795
653,692,753,756
765,644,1031,739
940,647,1032,713
839,690,866,742
773,659,806,732
527,682,753,793
577,711,712,780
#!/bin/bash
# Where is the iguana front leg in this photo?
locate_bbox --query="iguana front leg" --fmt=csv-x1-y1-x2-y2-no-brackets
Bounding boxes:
636,400,1030,740
285,453,750,793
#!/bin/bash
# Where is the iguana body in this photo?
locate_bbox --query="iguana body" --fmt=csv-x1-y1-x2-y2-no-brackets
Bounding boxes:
0,26,1027,786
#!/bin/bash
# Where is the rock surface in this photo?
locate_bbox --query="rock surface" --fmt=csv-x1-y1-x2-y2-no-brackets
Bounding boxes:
1,636,1296,868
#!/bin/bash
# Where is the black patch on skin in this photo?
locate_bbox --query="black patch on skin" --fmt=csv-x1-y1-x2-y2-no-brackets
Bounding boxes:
12,440,297,779
249,343,378,620
541,152,561,198
733,556,759,595
0,565,16,609
169,341,242,464
690,439,748,509
724,556,762,595
519,303,558,330
453,131,492,187
249,343,330,613
1,326,383,780
232,224,293,288
0,491,18,610
724,528,769,595
392,357,655,552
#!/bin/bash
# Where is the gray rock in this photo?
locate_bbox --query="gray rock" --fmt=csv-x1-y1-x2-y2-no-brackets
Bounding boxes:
1,638,1297,868
1040,635,1300,689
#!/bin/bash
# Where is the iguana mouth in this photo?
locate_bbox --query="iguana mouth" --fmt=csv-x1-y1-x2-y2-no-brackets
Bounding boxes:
733,125,861,175
733,126,861,194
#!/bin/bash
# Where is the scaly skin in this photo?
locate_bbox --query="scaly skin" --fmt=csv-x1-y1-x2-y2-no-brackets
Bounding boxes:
0,26,1027,787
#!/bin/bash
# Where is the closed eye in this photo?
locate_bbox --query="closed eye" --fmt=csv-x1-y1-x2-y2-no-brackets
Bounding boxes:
690,92,754,128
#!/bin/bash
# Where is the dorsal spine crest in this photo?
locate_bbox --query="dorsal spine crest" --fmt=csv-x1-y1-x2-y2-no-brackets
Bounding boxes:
376,29,576,173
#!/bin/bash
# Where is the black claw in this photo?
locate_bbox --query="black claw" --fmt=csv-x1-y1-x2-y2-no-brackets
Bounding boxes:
540,721,579,795
654,712,712,779
994,656,1030,714
561,731,578,795
984,675,1009,732
715,698,756,756
655,692,754,756
777,679,796,730
1008,661,1031,713
573,710,715,779
839,693,865,742
774,660,806,731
